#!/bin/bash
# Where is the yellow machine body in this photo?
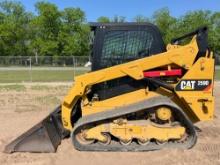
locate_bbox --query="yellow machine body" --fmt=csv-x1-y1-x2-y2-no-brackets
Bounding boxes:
61,36,215,132
4,26,215,153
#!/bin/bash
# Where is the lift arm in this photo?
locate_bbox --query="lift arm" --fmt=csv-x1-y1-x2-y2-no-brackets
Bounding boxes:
61,37,199,130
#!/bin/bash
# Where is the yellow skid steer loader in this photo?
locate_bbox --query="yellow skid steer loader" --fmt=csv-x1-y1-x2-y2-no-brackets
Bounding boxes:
4,23,215,153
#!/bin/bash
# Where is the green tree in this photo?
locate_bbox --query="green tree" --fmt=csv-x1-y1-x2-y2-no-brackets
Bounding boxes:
112,15,126,23
176,10,216,51
177,10,212,34
97,16,110,23
0,1,32,56
29,1,61,58
30,2,90,61
133,15,150,22
0,0,219,60
152,8,177,44
97,15,126,23
58,8,90,56
211,12,220,55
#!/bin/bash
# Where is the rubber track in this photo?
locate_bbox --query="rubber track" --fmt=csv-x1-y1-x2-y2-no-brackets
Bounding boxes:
71,96,197,151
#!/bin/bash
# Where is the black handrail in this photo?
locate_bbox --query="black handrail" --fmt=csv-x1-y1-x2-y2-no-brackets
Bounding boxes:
171,26,208,44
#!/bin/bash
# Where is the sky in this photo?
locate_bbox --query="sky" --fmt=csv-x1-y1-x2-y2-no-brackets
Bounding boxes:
15,0,220,21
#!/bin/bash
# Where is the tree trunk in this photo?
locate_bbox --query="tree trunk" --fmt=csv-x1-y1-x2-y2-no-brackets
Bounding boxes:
35,51,38,65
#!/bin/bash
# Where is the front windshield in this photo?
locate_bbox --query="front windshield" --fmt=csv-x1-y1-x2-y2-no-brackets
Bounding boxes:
101,30,154,67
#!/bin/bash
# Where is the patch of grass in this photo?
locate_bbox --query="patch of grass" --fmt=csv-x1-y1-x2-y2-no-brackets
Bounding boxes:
0,70,87,83
0,84,26,91
0,68,218,83
215,70,220,80
31,85,70,91
36,95,60,105
53,85,71,91
31,85,50,91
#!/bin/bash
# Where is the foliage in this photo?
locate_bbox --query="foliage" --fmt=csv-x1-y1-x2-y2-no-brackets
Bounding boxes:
59,8,90,56
0,0,90,57
112,15,126,23
29,2,61,57
146,9,219,55
0,1,219,58
152,8,177,44
133,15,150,22
0,1,32,56
210,12,220,54
97,15,126,23
96,9,219,55
97,16,110,23
152,9,220,55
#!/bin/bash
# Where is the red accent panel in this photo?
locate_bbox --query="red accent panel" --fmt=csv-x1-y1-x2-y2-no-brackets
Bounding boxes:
143,69,182,78
204,84,212,91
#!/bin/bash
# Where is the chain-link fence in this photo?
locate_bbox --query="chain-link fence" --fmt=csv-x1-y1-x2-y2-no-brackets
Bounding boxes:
0,55,219,83
0,55,219,66
0,56,90,67
215,54,220,65
0,56,91,83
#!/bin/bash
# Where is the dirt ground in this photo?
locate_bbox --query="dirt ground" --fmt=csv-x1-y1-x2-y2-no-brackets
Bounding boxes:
0,82,219,165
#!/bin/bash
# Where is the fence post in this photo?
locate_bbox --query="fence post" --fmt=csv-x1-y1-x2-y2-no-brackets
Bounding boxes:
28,57,32,82
73,56,75,79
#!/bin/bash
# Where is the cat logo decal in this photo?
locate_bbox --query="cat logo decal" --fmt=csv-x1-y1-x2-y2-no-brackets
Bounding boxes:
176,79,212,91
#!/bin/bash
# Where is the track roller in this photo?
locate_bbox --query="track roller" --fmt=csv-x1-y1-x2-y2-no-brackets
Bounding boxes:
120,139,132,146
137,139,150,146
98,133,111,145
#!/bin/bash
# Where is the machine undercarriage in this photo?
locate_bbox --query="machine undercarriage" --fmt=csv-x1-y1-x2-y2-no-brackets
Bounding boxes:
73,97,196,151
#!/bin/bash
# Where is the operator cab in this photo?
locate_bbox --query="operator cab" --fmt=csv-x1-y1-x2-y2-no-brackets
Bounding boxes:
90,23,166,71
89,23,166,100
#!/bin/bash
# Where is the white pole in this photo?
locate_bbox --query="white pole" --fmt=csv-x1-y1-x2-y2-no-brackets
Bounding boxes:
29,57,32,82
73,56,75,79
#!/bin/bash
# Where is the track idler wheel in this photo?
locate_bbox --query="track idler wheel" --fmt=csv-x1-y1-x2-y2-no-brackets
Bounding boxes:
98,133,111,145
75,131,95,145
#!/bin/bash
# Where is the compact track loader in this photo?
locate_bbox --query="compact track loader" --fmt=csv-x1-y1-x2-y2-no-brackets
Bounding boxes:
5,23,215,153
